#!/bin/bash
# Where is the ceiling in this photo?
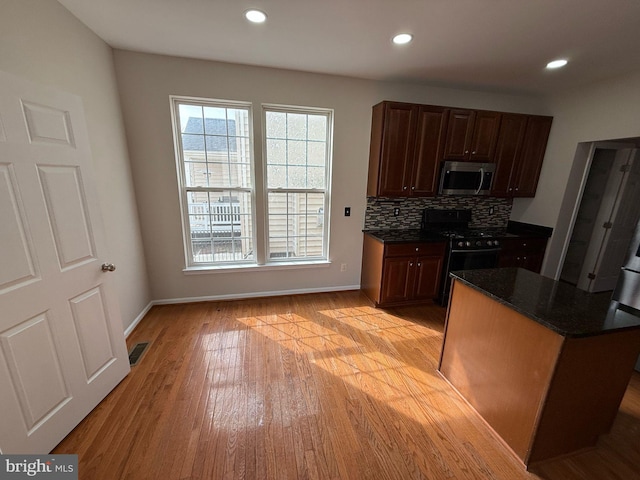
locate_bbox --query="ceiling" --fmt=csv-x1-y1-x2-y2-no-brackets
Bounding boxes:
57,0,640,95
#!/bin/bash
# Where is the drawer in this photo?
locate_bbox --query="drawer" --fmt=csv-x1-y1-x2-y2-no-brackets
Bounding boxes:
500,236,547,253
385,242,446,257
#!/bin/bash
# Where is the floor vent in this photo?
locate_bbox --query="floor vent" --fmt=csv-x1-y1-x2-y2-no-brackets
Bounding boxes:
128,342,150,366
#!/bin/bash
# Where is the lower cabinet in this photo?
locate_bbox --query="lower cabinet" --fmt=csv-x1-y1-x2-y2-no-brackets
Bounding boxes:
361,235,446,307
498,236,548,273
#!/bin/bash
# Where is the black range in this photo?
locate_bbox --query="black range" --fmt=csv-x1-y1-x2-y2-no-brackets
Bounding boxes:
420,209,512,305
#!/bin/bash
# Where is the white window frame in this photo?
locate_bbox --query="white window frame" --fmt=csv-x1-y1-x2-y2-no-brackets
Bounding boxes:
170,96,257,268
262,104,333,263
170,96,333,270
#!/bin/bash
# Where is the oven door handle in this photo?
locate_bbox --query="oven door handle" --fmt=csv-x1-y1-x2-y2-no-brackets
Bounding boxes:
475,167,484,194
450,247,502,254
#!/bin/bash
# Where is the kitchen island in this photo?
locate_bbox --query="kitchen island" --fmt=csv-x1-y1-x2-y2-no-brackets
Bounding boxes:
438,268,640,468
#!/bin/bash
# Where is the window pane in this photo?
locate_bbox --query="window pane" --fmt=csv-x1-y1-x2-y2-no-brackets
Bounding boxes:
179,104,204,133
308,141,326,166
287,140,306,166
287,166,307,189
203,107,229,135
183,162,208,187
186,189,253,263
307,166,325,189
287,113,307,140
308,115,327,141
205,162,231,188
182,134,204,152
266,111,286,138
267,139,286,165
267,165,286,189
267,191,325,259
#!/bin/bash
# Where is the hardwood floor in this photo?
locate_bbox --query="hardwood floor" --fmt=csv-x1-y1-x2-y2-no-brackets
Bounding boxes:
53,290,640,479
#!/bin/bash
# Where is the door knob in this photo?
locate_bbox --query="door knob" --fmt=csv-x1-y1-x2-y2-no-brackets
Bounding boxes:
101,263,116,272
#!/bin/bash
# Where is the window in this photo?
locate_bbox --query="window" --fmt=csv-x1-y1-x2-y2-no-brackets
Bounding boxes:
264,106,331,261
171,97,332,268
172,98,255,266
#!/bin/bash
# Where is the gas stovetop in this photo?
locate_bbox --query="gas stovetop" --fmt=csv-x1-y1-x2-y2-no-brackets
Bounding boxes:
423,227,505,249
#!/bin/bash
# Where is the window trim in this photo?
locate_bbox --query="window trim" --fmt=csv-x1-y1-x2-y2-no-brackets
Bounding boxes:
170,95,257,268
261,103,333,263
170,96,333,270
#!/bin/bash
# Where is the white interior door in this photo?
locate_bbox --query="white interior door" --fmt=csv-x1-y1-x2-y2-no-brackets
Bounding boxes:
578,148,640,292
591,149,640,291
0,70,130,454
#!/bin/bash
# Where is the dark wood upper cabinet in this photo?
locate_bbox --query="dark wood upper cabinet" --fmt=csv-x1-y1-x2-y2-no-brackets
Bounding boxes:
513,116,553,197
443,109,501,162
367,101,552,199
411,106,448,195
491,114,528,196
367,102,447,197
491,114,553,198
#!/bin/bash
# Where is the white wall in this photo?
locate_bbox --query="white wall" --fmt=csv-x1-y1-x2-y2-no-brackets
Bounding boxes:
113,49,548,301
510,70,640,277
0,0,151,330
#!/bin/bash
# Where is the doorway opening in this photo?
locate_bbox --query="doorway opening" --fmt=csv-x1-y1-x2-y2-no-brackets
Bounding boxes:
559,142,640,293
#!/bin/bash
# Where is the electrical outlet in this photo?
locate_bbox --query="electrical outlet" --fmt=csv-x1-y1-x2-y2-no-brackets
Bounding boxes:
393,208,400,216
344,207,351,217
340,263,347,272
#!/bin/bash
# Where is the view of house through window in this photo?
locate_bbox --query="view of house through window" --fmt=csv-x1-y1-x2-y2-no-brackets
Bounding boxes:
174,100,254,264
171,97,332,267
265,107,330,260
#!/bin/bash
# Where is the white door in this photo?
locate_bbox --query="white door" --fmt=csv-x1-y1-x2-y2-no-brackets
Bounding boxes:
578,148,640,292
0,70,130,454
591,149,640,291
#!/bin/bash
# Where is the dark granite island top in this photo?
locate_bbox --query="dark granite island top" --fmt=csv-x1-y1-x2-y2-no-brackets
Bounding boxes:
439,268,640,468
450,267,640,338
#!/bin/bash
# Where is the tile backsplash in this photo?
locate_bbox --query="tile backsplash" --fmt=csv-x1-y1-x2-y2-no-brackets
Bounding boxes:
364,196,513,230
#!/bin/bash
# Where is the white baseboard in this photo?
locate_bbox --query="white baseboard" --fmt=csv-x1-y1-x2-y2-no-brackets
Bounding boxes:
124,301,154,338
124,285,361,337
153,285,361,306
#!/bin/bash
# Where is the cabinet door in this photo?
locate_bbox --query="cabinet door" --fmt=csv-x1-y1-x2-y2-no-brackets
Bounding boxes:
469,111,501,162
513,116,553,197
411,106,447,196
377,103,417,196
443,109,474,160
414,255,444,300
492,114,527,197
380,257,414,303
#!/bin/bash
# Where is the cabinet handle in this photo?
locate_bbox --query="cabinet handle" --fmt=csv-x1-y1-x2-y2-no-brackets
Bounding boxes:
464,150,469,154
509,187,513,191
409,262,414,267
523,243,527,247
417,262,421,267
415,247,419,252
403,186,408,190
472,151,476,155
523,256,527,260
515,187,519,191
411,186,415,190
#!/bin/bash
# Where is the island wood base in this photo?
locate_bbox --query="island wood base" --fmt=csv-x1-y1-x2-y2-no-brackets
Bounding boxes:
438,280,640,467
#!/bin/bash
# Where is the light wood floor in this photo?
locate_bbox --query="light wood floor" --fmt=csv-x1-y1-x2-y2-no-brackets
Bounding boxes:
53,290,640,479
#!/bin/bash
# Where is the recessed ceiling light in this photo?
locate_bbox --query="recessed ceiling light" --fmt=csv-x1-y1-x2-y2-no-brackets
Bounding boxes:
392,33,413,45
245,9,267,23
546,59,568,69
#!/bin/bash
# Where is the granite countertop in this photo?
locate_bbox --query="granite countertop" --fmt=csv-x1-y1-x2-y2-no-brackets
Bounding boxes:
451,268,640,338
363,229,447,243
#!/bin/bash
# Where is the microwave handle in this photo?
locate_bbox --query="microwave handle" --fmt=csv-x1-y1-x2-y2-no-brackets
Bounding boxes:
475,167,484,194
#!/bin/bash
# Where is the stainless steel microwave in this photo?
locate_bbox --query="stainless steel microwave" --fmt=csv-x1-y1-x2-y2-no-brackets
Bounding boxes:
438,161,495,196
